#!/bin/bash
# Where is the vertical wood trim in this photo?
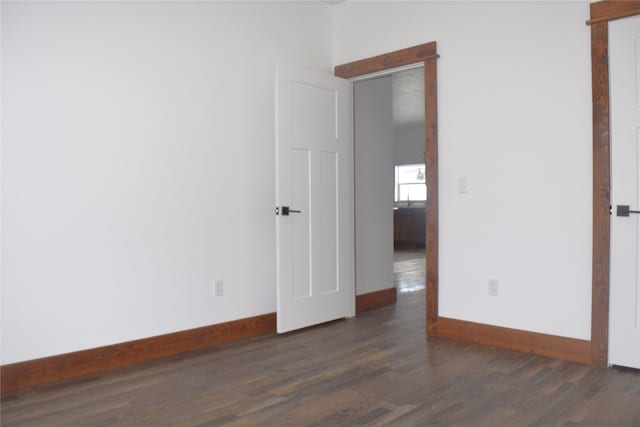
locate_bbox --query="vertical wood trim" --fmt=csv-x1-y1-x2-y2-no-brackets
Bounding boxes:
590,20,611,368
424,57,439,336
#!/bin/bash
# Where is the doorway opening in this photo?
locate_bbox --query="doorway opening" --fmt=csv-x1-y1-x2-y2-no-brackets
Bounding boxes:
335,42,439,331
353,66,426,309
390,68,427,298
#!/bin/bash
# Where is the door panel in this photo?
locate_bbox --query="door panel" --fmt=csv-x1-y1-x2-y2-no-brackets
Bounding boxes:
291,148,311,300
276,64,354,333
609,15,640,369
319,151,339,295
292,82,337,138
637,129,640,330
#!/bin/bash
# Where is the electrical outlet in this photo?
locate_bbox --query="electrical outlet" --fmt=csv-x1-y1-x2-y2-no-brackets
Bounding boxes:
214,279,223,297
488,279,498,296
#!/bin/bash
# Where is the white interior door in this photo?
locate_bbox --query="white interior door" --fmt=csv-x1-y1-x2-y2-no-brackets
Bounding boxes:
609,15,640,369
275,64,354,333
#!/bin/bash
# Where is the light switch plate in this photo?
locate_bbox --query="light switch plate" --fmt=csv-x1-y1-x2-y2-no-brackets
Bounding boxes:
488,279,498,296
458,177,469,194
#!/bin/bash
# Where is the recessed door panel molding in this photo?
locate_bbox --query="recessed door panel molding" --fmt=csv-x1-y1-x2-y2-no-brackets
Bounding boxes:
636,127,640,330
292,81,338,139
319,150,339,295
291,148,312,300
635,38,640,106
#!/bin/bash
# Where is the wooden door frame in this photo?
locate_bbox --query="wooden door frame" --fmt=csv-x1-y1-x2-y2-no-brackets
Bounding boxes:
335,42,440,333
588,0,640,367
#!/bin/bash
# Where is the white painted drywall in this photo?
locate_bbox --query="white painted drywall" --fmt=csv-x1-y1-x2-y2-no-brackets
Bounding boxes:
1,1,332,364
0,1,596,364
355,77,394,295
334,2,593,340
394,125,425,166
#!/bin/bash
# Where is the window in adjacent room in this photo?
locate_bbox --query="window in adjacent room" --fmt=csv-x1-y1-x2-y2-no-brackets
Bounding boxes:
394,164,426,202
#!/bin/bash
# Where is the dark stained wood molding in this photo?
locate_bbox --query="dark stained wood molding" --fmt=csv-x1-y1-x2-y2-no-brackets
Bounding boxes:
588,1,640,24
424,57,439,336
590,20,612,368
435,317,592,365
335,42,440,336
334,42,437,79
0,313,276,394
356,287,398,313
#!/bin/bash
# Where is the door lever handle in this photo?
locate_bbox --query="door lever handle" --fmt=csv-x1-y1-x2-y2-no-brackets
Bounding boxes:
617,205,640,217
276,206,302,216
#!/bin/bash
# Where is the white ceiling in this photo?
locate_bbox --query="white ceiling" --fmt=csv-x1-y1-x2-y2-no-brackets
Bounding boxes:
392,67,424,128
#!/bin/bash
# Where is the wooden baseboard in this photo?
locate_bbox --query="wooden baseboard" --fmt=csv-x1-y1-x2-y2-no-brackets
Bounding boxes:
435,317,591,365
356,287,397,313
0,313,276,394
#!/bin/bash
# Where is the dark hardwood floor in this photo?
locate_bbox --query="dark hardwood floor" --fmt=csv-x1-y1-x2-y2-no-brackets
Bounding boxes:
2,250,639,426
394,249,425,294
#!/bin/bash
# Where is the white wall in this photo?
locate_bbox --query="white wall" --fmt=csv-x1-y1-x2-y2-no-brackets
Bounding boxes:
394,125,425,166
1,1,596,365
334,2,593,339
355,77,394,295
1,1,333,364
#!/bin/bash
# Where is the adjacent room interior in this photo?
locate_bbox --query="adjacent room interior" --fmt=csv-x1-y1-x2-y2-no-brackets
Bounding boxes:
354,66,427,304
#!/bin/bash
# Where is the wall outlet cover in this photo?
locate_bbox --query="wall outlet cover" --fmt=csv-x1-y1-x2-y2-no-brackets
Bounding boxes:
214,279,224,297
